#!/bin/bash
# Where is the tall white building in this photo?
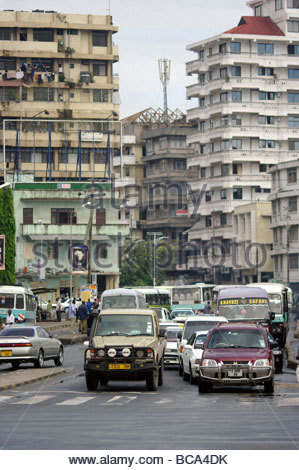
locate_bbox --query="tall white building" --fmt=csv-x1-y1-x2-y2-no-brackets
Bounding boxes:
186,0,299,283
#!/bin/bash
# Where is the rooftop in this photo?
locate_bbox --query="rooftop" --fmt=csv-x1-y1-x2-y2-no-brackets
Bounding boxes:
224,16,285,36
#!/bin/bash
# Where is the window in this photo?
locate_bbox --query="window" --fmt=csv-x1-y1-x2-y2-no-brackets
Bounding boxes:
199,97,205,108
206,191,212,202
23,208,33,224
288,116,299,127
275,0,283,10
220,92,228,102
96,209,106,226
232,139,242,150
259,91,275,100
290,254,299,270
288,44,299,55
220,213,227,226
19,28,27,41
258,67,274,76
200,121,206,132
210,119,214,129
0,28,11,40
288,92,299,102
288,0,299,8
255,5,263,16
259,140,275,148
51,209,75,225
232,91,242,102
289,68,299,78
205,216,212,227
220,67,228,78
201,168,206,178
209,95,213,105
255,186,262,193
93,89,109,102
290,225,298,242
220,115,228,126
210,142,214,153
173,159,186,171
210,166,214,177
288,20,299,32
233,163,242,175
259,115,275,125
233,188,243,200
219,43,227,54
31,58,54,72
288,167,297,183
232,114,242,126
221,164,229,176
220,189,227,200
258,43,274,55
289,196,297,212
33,29,54,42
0,57,15,70
200,144,206,154
231,66,241,77
220,140,229,150
209,71,213,80
199,73,205,84
68,29,78,35
92,31,107,46
209,47,213,56
33,88,54,102
230,42,241,53
289,141,299,150
92,61,107,76
259,164,267,172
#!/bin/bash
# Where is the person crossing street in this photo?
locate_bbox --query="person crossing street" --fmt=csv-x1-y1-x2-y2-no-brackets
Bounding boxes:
77,301,89,335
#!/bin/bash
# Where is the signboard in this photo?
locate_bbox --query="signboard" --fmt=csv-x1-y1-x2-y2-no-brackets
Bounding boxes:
176,209,188,217
80,284,98,302
81,132,103,142
71,244,89,274
0,236,5,270
219,298,268,306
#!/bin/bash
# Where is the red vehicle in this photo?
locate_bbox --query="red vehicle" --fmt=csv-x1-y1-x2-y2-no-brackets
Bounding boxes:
197,322,276,394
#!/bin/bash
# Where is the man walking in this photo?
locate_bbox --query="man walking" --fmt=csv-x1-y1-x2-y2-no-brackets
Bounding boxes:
203,301,212,315
56,297,62,322
5,309,15,327
77,301,89,335
69,299,77,334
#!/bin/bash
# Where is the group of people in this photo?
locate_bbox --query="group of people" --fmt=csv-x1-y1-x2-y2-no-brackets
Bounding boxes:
68,298,100,335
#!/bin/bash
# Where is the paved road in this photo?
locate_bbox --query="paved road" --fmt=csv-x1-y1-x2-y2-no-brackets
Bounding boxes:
0,342,298,450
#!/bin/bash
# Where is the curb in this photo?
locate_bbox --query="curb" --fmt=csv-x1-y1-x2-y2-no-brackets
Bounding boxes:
59,335,88,345
294,320,299,339
41,322,72,332
285,342,299,370
0,368,66,392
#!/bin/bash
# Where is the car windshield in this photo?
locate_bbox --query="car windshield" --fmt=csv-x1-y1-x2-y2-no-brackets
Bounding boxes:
96,314,154,336
171,310,194,318
195,333,208,345
166,329,181,341
218,298,269,320
102,295,137,309
183,321,220,340
0,328,35,337
207,329,266,349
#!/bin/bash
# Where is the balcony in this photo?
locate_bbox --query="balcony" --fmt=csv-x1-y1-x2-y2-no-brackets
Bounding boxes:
21,222,129,239
113,155,136,166
187,254,233,270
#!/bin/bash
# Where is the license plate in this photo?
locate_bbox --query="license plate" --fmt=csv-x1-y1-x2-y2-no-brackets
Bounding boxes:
227,370,243,378
108,364,131,370
1,350,12,357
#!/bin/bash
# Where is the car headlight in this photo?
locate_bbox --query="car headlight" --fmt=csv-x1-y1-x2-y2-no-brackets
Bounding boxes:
122,348,131,357
273,350,282,356
107,348,116,358
202,359,218,367
98,349,105,357
136,349,144,358
253,359,270,367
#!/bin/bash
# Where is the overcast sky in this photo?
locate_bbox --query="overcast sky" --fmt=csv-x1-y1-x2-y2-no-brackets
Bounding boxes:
2,0,251,117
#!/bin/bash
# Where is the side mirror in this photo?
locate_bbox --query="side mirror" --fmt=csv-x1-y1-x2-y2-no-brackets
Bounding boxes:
195,342,204,349
184,344,192,350
158,329,166,338
83,341,89,346
177,331,182,340
270,312,276,321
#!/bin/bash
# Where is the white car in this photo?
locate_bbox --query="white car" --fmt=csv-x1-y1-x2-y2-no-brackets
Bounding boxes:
177,315,228,376
170,308,195,324
164,325,184,367
182,331,209,384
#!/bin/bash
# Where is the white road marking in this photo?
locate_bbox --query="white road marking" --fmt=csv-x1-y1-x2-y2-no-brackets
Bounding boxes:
278,397,299,406
56,396,95,406
0,396,13,403
153,399,172,404
13,395,54,405
100,395,137,405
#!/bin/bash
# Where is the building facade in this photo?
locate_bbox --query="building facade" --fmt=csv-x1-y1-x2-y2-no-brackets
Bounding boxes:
185,0,299,282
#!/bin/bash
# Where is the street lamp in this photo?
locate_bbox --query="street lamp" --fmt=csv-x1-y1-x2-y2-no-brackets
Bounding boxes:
31,110,49,118
148,232,168,287
82,199,94,285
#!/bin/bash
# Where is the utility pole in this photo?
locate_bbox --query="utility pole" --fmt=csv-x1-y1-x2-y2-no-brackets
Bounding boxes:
158,58,171,126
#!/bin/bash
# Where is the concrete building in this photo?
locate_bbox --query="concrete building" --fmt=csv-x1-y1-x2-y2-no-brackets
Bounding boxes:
0,9,120,182
269,159,299,290
185,0,299,282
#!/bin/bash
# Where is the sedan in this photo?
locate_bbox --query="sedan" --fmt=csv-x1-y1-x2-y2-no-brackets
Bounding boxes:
0,326,64,369
182,331,209,384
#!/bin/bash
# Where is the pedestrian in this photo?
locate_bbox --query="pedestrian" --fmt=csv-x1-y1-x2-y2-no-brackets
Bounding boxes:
56,297,62,322
46,299,52,321
5,309,15,327
203,301,212,315
86,298,93,313
77,301,89,335
69,299,77,334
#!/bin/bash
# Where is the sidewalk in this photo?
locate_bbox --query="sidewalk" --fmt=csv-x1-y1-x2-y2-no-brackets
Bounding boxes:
0,367,66,391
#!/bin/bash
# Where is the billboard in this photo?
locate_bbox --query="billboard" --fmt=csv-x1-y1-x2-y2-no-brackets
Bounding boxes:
71,244,89,274
0,235,5,271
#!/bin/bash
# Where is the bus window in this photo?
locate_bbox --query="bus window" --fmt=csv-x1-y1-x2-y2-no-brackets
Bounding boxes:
0,294,14,309
16,294,25,309
26,294,35,311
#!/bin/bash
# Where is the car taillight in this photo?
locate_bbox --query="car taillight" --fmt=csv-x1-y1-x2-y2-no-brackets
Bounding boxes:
173,302,178,304
0,343,32,347
179,346,183,353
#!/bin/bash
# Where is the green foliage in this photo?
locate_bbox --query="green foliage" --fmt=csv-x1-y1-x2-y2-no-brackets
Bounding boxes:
0,187,16,284
120,240,166,287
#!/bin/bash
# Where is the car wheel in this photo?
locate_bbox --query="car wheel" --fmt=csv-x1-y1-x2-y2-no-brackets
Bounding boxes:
86,370,99,391
158,358,164,386
54,347,64,367
178,360,183,377
99,377,109,386
198,377,210,393
264,376,274,394
11,361,20,370
189,364,197,385
146,368,159,391
34,349,44,368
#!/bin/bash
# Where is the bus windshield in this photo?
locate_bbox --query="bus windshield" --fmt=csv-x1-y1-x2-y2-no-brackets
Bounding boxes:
218,298,269,321
0,294,15,309
268,294,282,314
102,295,137,309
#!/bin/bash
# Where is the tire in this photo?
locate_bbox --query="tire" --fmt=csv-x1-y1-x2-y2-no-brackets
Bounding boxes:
11,361,20,370
198,376,210,393
54,347,64,367
34,350,44,368
178,360,183,377
85,370,99,391
189,364,197,385
264,376,274,394
146,368,159,391
99,377,109,386
183,365,190,382
158,358,164,386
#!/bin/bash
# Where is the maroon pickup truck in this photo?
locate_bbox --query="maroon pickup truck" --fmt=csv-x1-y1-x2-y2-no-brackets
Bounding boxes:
197,322,276,394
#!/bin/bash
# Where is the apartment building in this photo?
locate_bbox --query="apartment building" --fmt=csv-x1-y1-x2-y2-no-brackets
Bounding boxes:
185,0,299,282
269,159,299,290
0,10,120,182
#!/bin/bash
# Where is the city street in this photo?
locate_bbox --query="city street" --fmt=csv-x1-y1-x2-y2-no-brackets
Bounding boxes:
0,341,298,450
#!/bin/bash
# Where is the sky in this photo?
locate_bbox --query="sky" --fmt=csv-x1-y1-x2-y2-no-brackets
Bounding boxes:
1,0,252,117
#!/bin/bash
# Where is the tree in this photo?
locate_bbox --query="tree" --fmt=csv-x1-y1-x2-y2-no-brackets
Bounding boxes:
120,240,167,287
0,187,16,284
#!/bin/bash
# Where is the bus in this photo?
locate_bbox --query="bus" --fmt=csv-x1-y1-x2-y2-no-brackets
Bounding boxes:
100,288,147,310
171,284,215,314
0,284,36,324
135,288,171,310
247,283,290,346
212,285,244,310
216,286,272,328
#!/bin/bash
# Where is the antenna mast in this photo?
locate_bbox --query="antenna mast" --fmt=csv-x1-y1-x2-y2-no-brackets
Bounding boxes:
158,58,171,125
